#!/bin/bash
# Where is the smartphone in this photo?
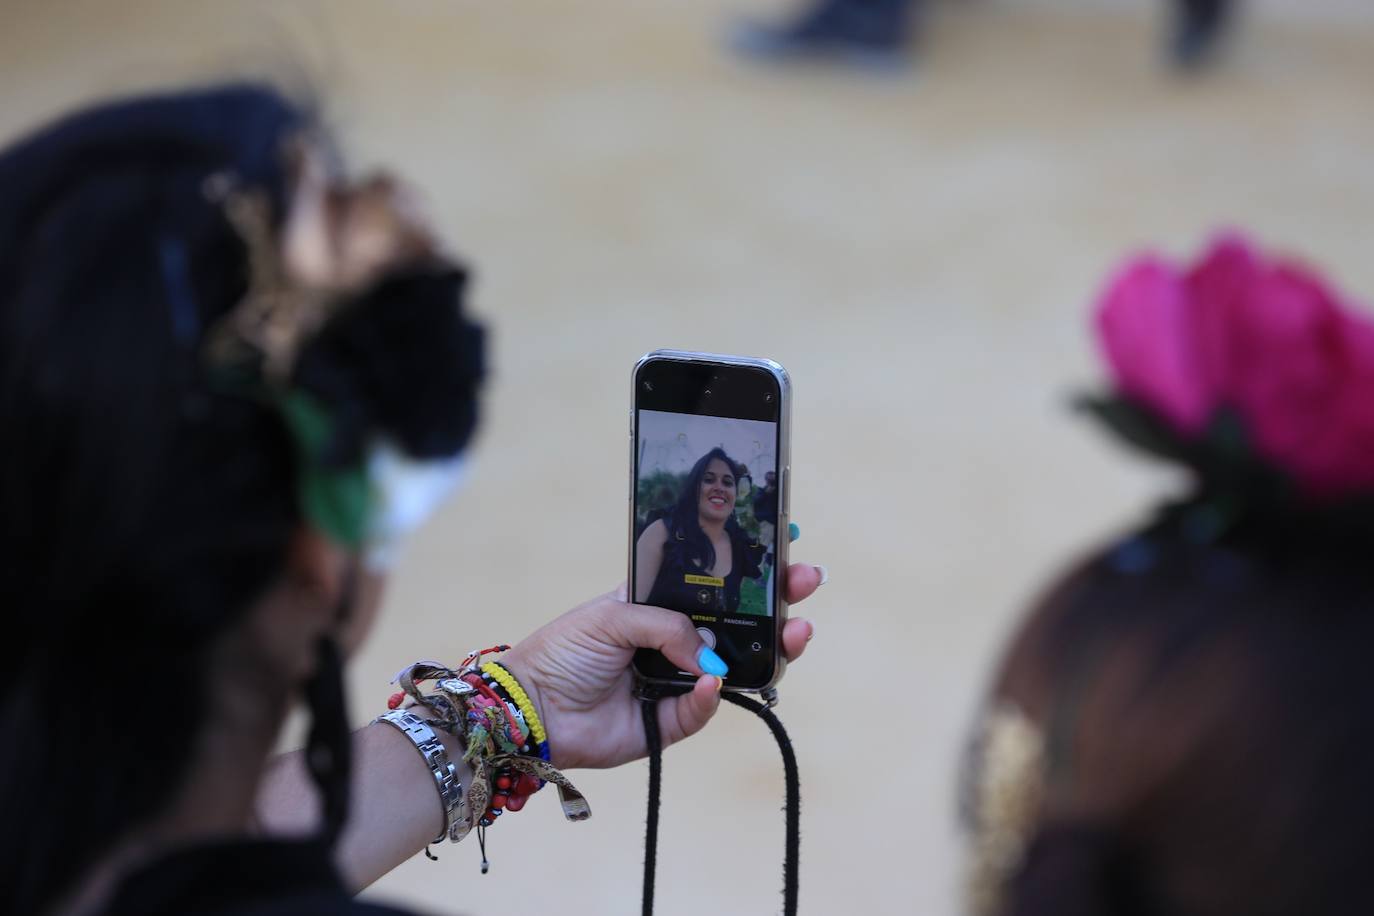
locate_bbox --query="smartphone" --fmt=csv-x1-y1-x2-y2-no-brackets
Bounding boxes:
629,350,791,693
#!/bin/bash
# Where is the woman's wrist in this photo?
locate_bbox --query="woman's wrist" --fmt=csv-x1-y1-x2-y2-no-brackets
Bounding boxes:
362,719,448,838
370,711,469,844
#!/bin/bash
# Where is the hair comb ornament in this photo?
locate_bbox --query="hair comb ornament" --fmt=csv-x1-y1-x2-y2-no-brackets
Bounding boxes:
204,141,437,382
964,703,1047,916
207,181,335,382
201,140,480,556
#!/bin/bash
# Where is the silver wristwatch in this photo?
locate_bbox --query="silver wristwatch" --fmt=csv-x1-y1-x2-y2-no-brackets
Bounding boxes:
375,708,470,843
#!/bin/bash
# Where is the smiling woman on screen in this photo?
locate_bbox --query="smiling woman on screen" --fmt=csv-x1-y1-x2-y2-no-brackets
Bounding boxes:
635,447,765,615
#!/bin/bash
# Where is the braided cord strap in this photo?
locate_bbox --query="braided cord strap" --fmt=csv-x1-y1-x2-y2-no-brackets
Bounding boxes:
640,700,664,916
638,691,800,916
722,692,800,916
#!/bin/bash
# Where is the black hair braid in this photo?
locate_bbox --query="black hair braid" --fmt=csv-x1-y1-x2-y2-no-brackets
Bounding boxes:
0,86,305,916
304,634,354,846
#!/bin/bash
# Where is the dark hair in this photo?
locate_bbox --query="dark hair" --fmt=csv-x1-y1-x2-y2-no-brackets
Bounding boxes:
0,83,482,913
664,447,746,572
991,507,1374,915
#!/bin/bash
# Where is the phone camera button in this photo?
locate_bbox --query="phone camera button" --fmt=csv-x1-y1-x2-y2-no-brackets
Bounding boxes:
696,627,717,649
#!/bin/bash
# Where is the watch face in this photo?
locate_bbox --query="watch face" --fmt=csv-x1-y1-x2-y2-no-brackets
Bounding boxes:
437,677,475,698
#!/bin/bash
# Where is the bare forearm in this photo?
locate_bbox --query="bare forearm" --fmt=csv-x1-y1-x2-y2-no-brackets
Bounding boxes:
256,721,472,892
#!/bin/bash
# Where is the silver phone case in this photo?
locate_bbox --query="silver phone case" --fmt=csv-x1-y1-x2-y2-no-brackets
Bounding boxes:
628,349,793,697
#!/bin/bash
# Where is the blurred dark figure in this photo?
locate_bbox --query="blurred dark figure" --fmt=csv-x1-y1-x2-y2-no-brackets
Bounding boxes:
965,234,1374,915
732,0,1236,69
753,470,779,565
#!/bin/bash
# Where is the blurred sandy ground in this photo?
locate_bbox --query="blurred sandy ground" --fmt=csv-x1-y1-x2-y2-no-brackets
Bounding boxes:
5,0,1374,913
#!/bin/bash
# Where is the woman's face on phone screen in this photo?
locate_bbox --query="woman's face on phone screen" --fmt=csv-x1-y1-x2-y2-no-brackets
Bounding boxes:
697,458,736,523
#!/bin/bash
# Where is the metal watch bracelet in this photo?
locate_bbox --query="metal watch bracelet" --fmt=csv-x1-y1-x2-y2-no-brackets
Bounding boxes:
375,709,469,844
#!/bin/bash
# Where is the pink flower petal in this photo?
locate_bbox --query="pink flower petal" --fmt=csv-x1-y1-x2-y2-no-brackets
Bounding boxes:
1096,256,1213,434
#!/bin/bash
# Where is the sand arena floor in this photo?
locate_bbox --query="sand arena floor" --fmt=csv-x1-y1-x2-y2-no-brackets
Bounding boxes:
5,1,1374,912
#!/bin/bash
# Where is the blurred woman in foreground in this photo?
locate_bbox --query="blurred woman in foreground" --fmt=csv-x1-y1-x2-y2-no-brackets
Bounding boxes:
967,234,1374,915
0,84,822,915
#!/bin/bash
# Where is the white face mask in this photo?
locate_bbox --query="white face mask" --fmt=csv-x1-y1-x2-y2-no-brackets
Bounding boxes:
363,440,469,571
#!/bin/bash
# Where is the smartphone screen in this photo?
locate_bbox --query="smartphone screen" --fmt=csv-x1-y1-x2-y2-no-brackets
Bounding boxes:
631,355,786,690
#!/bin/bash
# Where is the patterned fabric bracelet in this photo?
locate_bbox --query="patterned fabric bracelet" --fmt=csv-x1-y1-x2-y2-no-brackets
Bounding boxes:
462,672,528,754
481,661,551,762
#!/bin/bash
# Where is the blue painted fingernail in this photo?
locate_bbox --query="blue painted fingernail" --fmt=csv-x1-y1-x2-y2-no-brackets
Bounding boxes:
697,646,729,677
789,523,801,542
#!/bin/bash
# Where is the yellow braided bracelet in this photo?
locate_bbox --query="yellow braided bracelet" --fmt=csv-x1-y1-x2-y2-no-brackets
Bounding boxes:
481,661,547,747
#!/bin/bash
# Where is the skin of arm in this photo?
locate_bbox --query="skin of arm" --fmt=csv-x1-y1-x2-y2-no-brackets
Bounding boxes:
256,719,473,892
256,565,821,893
633,519,668,603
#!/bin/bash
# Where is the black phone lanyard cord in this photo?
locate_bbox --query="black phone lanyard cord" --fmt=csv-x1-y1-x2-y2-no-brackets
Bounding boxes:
639,693,800,916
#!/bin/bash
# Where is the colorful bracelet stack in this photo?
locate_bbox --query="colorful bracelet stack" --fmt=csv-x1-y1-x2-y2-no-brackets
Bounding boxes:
382,646,590,872
472,661,550,823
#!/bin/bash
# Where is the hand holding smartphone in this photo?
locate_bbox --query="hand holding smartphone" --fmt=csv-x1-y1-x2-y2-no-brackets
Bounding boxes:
629,350,791,693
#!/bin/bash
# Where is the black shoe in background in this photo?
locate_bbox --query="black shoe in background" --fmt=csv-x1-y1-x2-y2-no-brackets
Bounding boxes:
1171,0,1236,69
730,0,915,68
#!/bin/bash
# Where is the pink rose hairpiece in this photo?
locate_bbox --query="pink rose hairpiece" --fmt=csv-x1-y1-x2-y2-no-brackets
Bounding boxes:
1082,231,1374,543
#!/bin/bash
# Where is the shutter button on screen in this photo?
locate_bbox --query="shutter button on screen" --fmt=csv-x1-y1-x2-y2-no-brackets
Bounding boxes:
696,627,717,649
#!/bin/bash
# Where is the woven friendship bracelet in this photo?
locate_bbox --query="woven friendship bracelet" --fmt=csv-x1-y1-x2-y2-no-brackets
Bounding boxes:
375,709,468,843
482,662,550,759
